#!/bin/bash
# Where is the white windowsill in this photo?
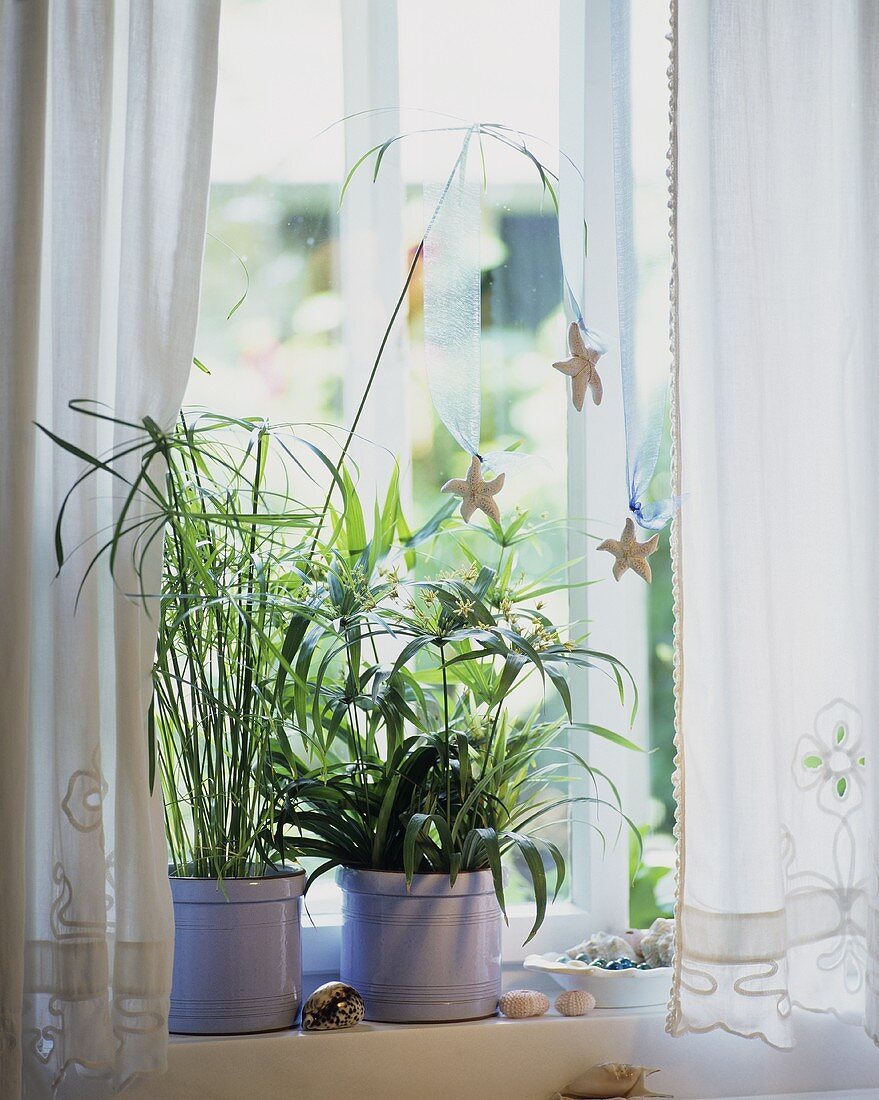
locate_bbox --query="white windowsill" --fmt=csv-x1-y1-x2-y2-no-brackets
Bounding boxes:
724,1094,879,1100
170,1003,666,1045
123,1006,879,1100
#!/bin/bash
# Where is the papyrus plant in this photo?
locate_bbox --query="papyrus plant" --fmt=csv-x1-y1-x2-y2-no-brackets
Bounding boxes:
42,405,341,879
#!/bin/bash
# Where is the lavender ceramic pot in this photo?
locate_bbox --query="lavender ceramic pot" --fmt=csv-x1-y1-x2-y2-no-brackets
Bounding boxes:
168,867,306,1034
339,868,502,1023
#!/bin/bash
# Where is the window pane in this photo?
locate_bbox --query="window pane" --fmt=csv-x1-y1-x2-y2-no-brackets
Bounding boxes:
188,0,690,921
398,1,567,906
190,0,345,428
190,0,348,913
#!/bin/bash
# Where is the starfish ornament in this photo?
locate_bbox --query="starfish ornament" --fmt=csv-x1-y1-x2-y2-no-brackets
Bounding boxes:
553,321,604,411
597,518,660,583
441,455,505,524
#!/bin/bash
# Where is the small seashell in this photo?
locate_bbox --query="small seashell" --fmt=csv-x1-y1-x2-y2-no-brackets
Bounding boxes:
640,917,675,969
566,931,637,963
301,981,365,1031
555,989,596,1017
557,1062,670,1098
620,928,646,958
497,988,550,1019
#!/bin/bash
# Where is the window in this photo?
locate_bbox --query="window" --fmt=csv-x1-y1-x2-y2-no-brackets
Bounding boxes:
189,0,674,970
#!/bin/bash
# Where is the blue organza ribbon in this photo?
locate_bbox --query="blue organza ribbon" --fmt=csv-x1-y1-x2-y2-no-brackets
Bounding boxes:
423,130,481,458
422,128,530,478
609,0,679,532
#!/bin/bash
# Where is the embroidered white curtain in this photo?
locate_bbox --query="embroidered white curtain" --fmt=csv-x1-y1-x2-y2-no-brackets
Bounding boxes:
0,2,220,1096
669,0,879,1048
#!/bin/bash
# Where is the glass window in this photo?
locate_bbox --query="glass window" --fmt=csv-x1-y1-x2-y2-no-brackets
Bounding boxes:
188,0,675,945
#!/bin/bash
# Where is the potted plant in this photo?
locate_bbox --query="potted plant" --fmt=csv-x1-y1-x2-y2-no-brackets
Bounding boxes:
42,120,638,1033
272,475,638,1022
43,407,339,1033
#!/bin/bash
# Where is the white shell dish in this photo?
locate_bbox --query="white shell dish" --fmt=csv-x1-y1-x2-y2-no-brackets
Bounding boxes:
523,953,671,1009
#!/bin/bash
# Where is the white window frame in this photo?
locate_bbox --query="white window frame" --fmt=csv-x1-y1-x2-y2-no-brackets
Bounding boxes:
300,0,651,981
560,0,651,937
338,0,411,504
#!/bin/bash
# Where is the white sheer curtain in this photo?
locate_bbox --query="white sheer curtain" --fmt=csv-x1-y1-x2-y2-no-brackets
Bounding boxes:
0,3,220,1096
669,0,879,1048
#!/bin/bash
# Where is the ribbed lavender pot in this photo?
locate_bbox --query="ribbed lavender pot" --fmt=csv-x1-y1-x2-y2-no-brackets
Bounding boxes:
339,868,502,1023
168,868,306,1034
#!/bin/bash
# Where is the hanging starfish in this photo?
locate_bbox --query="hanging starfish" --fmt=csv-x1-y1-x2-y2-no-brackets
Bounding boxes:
597,518,660,583
441,455,504,524
553,321,604,411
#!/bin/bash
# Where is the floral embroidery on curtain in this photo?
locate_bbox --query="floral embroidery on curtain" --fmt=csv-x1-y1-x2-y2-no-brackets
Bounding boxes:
783,701,870,997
